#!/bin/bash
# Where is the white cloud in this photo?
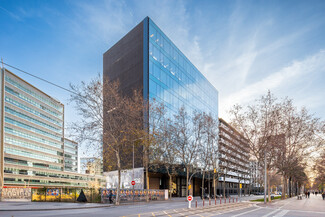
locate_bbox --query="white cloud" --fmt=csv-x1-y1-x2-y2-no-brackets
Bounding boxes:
219,49,325,121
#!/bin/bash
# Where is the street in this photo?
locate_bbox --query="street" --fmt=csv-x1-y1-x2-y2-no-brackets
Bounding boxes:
1,194,324,217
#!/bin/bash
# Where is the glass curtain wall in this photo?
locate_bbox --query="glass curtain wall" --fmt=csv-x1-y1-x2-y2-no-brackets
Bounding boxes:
148,19,218,118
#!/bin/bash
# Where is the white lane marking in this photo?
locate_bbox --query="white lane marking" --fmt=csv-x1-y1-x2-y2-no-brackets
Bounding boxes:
261,209,281,217
274,210,289,217
231,207,262,217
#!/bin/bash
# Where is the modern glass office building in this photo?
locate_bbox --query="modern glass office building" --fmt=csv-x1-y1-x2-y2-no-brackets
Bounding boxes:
103,17,218,179
148,19,218,117
0,68,101,188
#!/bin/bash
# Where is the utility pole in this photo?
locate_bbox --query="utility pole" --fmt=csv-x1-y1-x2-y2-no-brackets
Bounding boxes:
264,150,267,204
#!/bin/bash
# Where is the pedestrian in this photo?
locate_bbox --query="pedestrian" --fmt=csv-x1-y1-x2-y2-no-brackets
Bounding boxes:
108,190,113,204
322,192,325,200
308,191,310,198
305,191,308,198
315,191,318,196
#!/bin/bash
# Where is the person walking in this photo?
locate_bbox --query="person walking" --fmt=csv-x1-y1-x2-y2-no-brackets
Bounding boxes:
308,191,310,198
108,190,113,204
305,191,308,198
322,191,325,200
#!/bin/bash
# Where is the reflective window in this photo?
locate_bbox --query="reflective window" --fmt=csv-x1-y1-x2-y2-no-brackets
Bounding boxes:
148,20,218,117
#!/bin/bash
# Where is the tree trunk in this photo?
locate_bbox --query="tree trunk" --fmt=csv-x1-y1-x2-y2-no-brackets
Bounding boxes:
267,169,271,203
186,166,189,198
289,177,292,198
116,151,120,205
143,146,149,202
169,174,173,199
223,173,226,198
208,172,211,198
202,171,205,199
284,175,287,200
213,172,216,199
238,179,240,197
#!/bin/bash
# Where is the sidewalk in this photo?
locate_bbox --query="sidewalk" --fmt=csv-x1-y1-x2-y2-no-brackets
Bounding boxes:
0,201,113,211
0,198,185,211
256,194,325,213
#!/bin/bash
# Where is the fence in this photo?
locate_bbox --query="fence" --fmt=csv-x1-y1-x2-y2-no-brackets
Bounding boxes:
1,187,32,200
32,187,101,203
101,188,167,203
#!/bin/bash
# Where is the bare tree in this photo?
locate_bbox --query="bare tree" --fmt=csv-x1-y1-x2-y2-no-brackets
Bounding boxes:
69,75,143,205
173,107,203,197
69,74,103,155
202,113,218,199
230,91,285,202
230,91,321,201
274,98,320,198
150,102,179,199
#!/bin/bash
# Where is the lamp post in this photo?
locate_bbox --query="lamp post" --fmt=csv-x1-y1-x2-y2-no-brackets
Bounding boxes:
188,169,202,196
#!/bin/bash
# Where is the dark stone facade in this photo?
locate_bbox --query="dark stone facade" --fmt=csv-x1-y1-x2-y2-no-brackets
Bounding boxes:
103,19,146,172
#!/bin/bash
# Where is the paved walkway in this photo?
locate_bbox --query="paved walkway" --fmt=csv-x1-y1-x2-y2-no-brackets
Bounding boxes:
257,193,325,212
0,201,112,211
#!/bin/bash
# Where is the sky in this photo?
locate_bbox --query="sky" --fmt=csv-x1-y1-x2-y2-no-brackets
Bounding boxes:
1,0,325,156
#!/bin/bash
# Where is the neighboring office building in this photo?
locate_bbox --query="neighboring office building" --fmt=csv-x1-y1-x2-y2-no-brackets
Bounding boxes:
0,68,102,188
103,17,219,196
218,118,250,195
80,157,103,175
63,138,78,173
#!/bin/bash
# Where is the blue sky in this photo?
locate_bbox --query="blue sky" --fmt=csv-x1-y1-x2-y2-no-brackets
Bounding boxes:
1,0,325,136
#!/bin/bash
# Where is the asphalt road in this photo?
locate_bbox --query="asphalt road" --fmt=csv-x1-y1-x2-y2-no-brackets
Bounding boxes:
1,194,324,217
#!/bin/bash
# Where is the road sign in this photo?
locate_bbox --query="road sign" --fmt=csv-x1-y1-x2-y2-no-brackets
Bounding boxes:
214,168,217,174
188,185,192,190
240,184,242,189
188,195,193,208
131,181,135,186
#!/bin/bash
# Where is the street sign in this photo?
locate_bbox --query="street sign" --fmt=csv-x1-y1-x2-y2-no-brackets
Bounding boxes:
240,184,242,189
188,185,192,190
214,168,217,174
188,195,193,208
131,181,135,186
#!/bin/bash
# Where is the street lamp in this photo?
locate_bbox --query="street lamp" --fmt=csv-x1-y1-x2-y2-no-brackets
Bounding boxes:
188,169,202,196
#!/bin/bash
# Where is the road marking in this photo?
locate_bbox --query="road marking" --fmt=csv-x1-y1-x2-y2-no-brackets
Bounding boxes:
261,208,281,217
163,211,172,217
151,212,156,216
231,207,262,217
173,209,186,216
274,210,289,217
138,214,140,217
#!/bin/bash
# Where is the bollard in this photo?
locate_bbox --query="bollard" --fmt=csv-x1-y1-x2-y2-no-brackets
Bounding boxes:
233,198,234,203
225,198,226,203
215,198,216,205
236,197,238,202
220,198,221,204
229,198,231,203
196,199,197,208
203,199,205,207
209,198,211,205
